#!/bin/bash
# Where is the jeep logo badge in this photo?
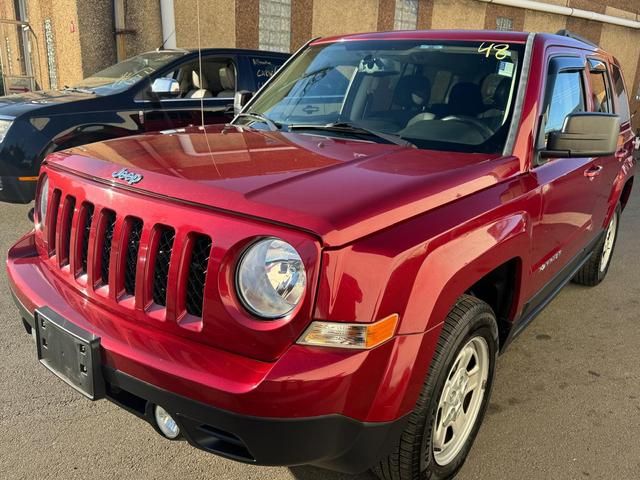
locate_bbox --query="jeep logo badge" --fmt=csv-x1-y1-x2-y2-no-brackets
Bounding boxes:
111,168,143,185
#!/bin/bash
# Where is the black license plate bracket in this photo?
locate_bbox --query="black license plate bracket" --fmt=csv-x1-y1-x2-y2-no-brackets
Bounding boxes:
34,307,105,400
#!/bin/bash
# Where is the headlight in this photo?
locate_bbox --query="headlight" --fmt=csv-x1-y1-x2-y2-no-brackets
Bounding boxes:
0,118,13,143
236,238,307,318
36,174,49,227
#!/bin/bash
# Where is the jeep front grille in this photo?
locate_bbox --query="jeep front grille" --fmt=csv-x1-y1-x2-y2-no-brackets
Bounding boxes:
45,194,212,323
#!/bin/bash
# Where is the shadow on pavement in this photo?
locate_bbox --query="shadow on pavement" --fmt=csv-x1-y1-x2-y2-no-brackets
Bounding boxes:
289,465,377,480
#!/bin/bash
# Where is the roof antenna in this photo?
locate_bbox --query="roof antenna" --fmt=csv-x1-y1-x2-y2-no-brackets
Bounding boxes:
196,0,221,176
157,29,175,51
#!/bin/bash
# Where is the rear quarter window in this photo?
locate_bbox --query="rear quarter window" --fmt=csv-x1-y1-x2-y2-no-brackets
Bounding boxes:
611,64,631,124
250,57,286,89
588,69,612,113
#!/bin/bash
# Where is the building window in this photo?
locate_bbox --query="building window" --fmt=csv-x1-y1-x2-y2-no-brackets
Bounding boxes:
394,0,418,30
44,19,57,90
259,0,291,53
496,16,513,31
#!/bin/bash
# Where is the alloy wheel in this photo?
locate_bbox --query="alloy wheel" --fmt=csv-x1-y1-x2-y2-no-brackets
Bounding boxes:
432,336,489,466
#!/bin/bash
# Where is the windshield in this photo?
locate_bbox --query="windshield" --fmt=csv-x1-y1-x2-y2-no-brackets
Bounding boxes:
71,51,186,95
241,40,525,153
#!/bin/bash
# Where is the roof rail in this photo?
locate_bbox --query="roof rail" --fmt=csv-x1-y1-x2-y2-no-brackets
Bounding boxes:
555,29,598,47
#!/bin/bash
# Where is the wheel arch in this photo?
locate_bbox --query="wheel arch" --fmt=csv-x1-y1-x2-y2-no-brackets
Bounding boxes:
399,212,530,336
620,176,634,211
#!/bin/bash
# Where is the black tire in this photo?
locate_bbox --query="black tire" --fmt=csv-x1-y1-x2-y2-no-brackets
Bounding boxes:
374,295,499,480
572,205,620,287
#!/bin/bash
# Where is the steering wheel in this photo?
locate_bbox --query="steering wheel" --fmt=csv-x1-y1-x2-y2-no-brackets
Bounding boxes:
441,115,494,139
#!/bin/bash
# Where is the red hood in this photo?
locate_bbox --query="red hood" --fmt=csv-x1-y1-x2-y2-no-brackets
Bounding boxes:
48,126,519,246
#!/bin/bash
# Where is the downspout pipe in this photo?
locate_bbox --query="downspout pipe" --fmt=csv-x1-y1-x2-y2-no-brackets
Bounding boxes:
114,0,127,61
160,0,177,49
477,0,640,29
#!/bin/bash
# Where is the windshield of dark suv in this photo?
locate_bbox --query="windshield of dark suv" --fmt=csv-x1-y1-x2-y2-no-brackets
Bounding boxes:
239,40,525,153
69,51,186,95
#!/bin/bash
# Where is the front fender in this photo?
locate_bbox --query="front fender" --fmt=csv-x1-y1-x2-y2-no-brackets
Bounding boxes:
403,212,530,334
314,178,534,335
314,204,533,421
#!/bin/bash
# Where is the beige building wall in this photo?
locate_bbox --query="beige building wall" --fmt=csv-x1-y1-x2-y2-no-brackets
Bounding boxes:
125,0,163,58
312,0,379,37
174,0,236,48
34,0,84,87
77,0,116,77
431,0,487,30
523,10,567,34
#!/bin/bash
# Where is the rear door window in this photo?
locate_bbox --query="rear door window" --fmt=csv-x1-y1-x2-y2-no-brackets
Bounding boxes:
544,71,585,134
610,64,631,124
588,62,612,113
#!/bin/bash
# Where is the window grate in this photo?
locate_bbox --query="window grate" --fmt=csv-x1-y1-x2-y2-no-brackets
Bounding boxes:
259,0,291,53
394,0,419,30
496,16,513,31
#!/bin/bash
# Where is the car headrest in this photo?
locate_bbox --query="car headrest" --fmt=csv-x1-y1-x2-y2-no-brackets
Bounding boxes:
447,82,484,116
393,75,432,110
192,69,208,90
219,66,235,91
493,77,511,108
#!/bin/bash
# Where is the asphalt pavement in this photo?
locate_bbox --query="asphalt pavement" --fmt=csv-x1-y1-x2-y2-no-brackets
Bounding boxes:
1,187,639,480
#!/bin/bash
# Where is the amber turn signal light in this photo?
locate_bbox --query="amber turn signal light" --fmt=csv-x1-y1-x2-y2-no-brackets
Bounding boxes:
297,314,399,350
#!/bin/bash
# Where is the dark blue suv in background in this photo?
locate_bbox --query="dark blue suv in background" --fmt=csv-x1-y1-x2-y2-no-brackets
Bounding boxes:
0,48,288,203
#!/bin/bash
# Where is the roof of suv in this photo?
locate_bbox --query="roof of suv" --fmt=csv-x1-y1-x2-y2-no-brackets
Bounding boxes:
311,29,601,52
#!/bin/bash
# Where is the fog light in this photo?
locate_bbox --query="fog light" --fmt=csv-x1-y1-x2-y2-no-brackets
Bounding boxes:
154,405,180,439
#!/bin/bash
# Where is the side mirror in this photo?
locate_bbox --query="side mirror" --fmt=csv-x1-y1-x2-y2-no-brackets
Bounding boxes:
541,113,620,158
234,90,254,115
151,77,180,98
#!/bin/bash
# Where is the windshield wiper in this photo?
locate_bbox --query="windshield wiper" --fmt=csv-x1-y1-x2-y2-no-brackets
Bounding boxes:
288,122,416,148
62,85,96,94
235,111,280,131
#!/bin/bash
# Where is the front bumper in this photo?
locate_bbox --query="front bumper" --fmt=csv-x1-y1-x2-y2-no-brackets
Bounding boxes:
13,301,407,472
6,232,434,473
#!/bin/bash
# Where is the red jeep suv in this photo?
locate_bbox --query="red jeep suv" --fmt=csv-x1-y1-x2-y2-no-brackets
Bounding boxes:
6,30,636,479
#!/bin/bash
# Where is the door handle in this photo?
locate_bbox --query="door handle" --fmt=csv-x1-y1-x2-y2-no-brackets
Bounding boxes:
584,165,603,178
615,149,628,160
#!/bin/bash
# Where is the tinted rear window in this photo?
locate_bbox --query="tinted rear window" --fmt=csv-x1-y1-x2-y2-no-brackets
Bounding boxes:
611,64,631,124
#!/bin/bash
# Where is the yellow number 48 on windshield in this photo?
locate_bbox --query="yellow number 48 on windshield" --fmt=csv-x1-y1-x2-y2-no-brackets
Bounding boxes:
478,42,510,60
